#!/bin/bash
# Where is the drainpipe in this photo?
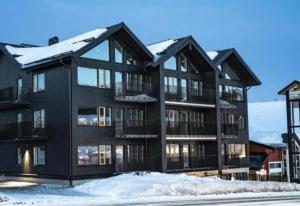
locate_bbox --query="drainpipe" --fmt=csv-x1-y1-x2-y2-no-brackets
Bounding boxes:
60,57,73,186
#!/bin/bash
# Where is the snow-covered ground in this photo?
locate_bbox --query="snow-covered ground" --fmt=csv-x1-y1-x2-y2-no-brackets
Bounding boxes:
1,172,300,205
248,101,287,144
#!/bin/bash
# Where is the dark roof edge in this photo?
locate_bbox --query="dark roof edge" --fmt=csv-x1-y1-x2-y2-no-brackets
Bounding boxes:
249,140,286,149
278,80,300,95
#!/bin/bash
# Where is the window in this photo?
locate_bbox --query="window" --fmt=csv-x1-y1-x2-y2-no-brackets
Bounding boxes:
166,144,180,162
78,146,98,166
99,69,111,88
98,107,112,126
180,53,188,72
224,114,245,130
78,108,98,126
33,109,45,129
81,40,110,61
165,110,179,128
227,144,246,159
127,108,144,127
127,145,144,163
190,80,203,96
181,79,187,101
33,146,45,165
115,41,123,63
126,52,137,66
220,85,244,102
164,56,177,70
17,147,22,165
77,67,97,87
33,73,45,93
190,111,204,128
17,113,22,124
17,78,22,100
99,145,112,165
164,76,178,94
126,73,143,92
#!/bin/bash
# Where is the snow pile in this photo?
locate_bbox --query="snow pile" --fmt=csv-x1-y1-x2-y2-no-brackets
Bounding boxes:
0,193,8,203
74,173,300,198
5,28,107,67
248,101,287,144
206,51,219,60
147,39,177,60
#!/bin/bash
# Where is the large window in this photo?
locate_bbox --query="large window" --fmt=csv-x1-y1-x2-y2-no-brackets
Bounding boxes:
126,73,143,92
33,73,45,93
180,53,188,72
165,110,179,128
220,85,244,101
99,69,111,88
164,76,178,94
33,109,45,129
81,40,110,61
77,67,97,87
99,107,112,126
78,108,98,126
190,80,203,96
166,144,180,162
115,41,123,63
181,79,187,101
164,56,177,70
78,146,98,166
127,108,144,127
33,146,45,165
99,145,112,165
190,111,205,128
78,67,111,88
224,114,245,130
127,145,144,163
227,144,246,159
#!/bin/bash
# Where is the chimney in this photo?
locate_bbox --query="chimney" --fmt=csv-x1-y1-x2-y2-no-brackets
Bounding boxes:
48,36,59,46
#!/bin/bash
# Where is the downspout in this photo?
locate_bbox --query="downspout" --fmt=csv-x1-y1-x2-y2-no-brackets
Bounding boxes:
60,57,73,186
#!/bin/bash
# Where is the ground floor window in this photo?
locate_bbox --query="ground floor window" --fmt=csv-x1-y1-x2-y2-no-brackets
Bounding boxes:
78,146,98,166
127,145,144,163
166,144,180,162
33,146,45,165
99,145,112,165
17,147,22,165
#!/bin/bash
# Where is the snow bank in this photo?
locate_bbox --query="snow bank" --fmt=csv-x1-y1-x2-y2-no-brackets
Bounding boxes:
248,101,287,144
74,173,300,198
6,28,107,66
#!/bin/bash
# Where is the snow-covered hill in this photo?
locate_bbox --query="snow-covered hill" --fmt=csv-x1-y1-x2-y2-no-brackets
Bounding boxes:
248,101,287,144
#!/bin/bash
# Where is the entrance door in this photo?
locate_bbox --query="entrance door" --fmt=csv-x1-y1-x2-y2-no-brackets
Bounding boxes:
182,144,189,168
115,146,124,172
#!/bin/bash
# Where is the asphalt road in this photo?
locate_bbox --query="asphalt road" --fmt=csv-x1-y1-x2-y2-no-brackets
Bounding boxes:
90,195,300,206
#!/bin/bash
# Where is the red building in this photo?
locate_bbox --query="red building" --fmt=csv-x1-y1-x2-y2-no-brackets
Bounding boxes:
249,140,287,177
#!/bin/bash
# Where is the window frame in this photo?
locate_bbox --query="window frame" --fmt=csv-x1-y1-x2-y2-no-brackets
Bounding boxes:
33,145,46,166
114,40,124,64
81,40,110,62
33,109,45,129
33,73,45,93
99,145,112,166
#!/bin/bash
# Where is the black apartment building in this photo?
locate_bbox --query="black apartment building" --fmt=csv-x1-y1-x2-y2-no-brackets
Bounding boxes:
0,23,261,183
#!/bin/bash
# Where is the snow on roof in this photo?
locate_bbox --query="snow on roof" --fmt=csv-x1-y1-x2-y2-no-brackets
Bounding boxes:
147,39,177,60
248,101,287,145
5,28,107,67
206,51,219,60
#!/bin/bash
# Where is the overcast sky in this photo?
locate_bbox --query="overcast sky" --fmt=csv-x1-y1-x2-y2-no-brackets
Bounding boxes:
1,0,299,102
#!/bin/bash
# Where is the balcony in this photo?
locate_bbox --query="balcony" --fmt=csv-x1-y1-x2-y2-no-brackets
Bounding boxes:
0,87,30,110
0,122,47,141
221,124,247,138
219,92,244,108
167,155,218,171
166,121,217,139
165,86,216,106
115,120,158,138
222,155,248,169
114,82,157,103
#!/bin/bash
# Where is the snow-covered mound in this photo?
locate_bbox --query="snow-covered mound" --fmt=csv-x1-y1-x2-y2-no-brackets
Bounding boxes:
74,173,300,198
0,193,8,203
248,101,286,144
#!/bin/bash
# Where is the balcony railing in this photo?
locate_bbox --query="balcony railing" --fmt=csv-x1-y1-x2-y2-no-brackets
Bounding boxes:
166,121,216,136
115,120,159,138
114,82,157,102
165,85,215,104
0,121,46,140
167,155,218,171
222,154,248,168
219,92,244,108
221,124,246,137
0,87,30,110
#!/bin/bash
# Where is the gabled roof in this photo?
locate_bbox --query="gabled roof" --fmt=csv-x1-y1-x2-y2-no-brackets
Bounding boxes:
206,48,261,86
146,36,218,72
278,80,300,95
250,140,287,149
2,22,154,69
